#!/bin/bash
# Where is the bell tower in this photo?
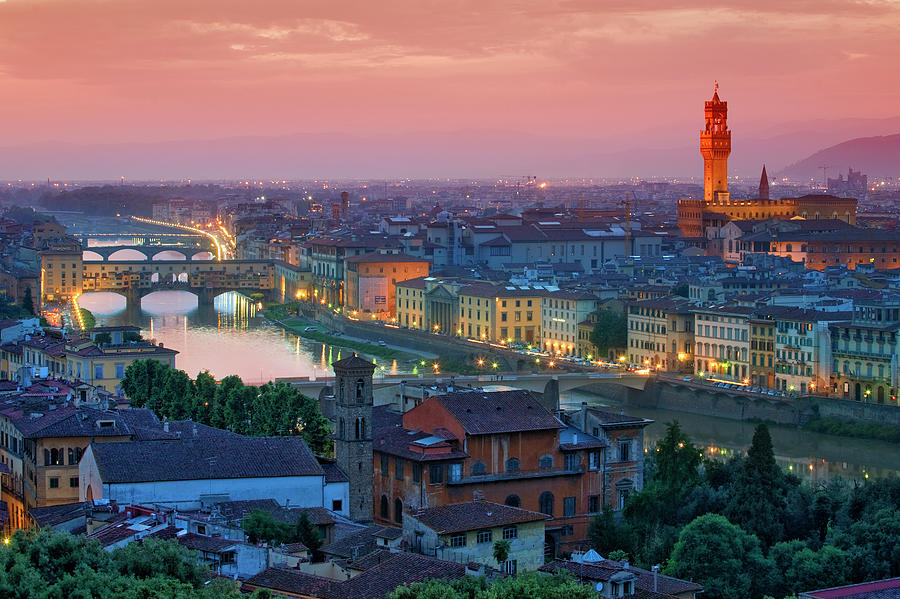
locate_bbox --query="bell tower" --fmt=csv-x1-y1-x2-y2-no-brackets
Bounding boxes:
332,354,375,523
700,82,731,204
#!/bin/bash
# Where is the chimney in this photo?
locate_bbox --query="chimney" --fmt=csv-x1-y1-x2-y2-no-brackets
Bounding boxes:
623,560,629,570
163,418,169,433
652,565,660,592
572,432,578,446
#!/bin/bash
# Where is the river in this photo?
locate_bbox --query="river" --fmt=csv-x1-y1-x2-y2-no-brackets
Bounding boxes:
561,389,898,485
76,290,412,384
78,291,899,484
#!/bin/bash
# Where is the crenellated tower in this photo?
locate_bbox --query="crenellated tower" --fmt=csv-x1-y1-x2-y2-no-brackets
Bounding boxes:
700,82,731,204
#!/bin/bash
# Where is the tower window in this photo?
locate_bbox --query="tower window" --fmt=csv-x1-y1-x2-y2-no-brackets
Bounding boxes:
356,378,365,402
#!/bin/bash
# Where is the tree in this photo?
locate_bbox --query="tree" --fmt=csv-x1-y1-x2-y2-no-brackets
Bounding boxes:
294,511,323,554
94,332,113,346
242,510,292,546
769,542,849,597
192,370,218,423
725,424,788,548
589,310,627,358
113,537,207,586
297,392,333,456
588,505,628,557
672,283,690,298
388,573,596,599
665,514,776,599
492,539,511,567
121,359,172,408
21,286,34,316
654,421,701,490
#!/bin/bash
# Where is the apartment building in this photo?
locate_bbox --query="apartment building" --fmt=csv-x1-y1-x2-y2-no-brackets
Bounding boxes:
541,291,597,357
626,298,694,371
692,306,754,383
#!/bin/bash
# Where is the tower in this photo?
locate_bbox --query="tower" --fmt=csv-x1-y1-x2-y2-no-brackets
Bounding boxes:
758,164,770,200
332,354,375,523
700,82,731,204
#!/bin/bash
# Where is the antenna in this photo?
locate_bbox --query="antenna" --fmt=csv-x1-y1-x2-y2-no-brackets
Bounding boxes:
818,165,829,190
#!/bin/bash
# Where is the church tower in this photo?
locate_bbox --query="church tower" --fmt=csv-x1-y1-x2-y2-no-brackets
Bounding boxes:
700,83,731,204
332,354,375,523
758,164,770,200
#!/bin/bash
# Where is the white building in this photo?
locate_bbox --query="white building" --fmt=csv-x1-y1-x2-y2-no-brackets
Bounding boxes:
541,290,598,357
693,305,755,383
79,435,349,514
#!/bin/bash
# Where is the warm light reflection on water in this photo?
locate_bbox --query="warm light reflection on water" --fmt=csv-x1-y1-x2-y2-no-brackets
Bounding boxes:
76,290,411,384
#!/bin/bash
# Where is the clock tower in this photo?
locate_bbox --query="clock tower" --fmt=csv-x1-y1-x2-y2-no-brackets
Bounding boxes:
700,82,731,204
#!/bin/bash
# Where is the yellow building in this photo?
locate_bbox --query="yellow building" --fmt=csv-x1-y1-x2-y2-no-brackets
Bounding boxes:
395,277,427,330
64,337,178,393
40,250,84,304
457,284,544,344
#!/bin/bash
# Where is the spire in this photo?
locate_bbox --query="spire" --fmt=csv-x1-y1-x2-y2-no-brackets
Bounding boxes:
759,164,770,200
712,80,720,102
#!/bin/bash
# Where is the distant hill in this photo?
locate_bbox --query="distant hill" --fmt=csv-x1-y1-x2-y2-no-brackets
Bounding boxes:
779,133,900,181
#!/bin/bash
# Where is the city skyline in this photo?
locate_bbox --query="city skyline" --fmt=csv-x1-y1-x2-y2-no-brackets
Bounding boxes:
1,0,900,179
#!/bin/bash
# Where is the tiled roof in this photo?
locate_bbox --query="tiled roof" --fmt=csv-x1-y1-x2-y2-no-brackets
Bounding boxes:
587,408,653,427
345,253,430,264
410,501,547,535
245,553,467,599
177,532,238,553
320,524,390,560
90,436,323,483
29,501,87,528
373,407,468,462
317,458,350,483
801,577,900,598
432,390,562,435
12,406,135,439
541,559,703,597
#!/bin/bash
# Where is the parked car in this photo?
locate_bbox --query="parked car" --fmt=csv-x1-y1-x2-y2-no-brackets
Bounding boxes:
303,326,317,332
378,340,387,347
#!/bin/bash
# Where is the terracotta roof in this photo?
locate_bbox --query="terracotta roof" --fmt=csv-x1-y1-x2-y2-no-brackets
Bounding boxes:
89,436,323,483
432,390,562,435
29,502,87,528
317,457,350,483
177,532,238,553
801,577,900,598
374,406,468,461
541,559,703,597
244,552,467,599
410,501,547,535
345,253,430,264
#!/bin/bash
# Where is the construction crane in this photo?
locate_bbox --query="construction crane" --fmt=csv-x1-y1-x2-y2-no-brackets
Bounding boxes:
818,165,830,190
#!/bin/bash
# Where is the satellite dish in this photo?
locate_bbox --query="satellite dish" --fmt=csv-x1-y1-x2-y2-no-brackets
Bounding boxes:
595,582,604,592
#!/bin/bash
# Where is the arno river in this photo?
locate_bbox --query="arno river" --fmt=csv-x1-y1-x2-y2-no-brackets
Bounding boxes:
77,289,898,485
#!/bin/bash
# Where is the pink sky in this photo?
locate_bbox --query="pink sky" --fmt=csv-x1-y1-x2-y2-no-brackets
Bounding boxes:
0,0,898,178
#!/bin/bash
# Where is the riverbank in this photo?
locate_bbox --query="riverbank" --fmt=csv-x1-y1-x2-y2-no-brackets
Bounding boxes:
803,417,900,443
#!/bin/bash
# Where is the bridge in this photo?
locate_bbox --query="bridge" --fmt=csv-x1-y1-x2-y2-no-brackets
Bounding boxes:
81,259,277,308
83,244,217,262
75,232,209,246
277,371,651,409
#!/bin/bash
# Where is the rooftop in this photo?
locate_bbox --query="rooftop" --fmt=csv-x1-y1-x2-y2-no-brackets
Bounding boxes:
410,501,547,535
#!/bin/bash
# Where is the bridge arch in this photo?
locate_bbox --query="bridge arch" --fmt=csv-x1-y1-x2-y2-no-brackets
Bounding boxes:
191,251,215,261
151,250,187,261
82,250,104,262
107,248,149,261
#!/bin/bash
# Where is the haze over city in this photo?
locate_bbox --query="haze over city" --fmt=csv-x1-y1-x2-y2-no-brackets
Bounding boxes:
2,0,900,179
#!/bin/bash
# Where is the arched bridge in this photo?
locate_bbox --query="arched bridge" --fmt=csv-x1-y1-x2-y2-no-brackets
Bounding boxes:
83,244,216,262
278,371,651,408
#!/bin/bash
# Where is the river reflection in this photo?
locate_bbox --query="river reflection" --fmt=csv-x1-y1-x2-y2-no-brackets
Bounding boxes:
562,390,898,485
77,290,407,383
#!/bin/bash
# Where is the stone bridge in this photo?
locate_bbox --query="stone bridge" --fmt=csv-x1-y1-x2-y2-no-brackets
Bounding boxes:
82,244,216,262
278,371,651,413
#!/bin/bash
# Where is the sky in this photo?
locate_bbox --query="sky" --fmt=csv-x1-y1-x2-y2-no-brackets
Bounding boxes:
1,0,899,179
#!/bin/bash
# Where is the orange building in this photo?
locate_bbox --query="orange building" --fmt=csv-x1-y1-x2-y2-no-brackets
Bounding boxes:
372,391,651,556
344,253,430,319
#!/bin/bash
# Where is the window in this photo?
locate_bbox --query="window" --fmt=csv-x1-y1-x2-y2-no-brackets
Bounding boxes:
395,458,404,480
94,364,104,380
448,463,462,483
504,495,520,508
429,464,443,484
394,498,403,523
539,455,553,469
588,495,600,513
503,525,518,539
69,477,79,488
539,492,554,516
381,454,389,476
505,458,519,473
380,495,389,519
561,525,574,536
332,499,343,512
619,441,631,462
471,461,486,475
115,363,125,379
49,478,59,489
412,463,422,483
564,496,576,518
477,530,492,544
449,534,467,548
504,560,518,575
564,453,579,471
196,524,207,535
589,451,600,470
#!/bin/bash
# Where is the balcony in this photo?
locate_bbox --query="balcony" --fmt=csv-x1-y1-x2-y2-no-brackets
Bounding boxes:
447,465,586,486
